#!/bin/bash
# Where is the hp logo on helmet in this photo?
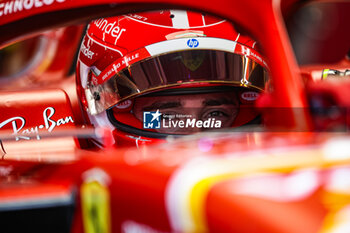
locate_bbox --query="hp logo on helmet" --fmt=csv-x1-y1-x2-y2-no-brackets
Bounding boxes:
187,39,199,48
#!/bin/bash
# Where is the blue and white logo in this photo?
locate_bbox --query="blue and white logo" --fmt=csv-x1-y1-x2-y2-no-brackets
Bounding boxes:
143,110,162,129
187,38,199,48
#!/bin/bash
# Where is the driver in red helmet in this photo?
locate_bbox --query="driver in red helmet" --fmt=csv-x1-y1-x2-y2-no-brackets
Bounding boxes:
76,10,269,148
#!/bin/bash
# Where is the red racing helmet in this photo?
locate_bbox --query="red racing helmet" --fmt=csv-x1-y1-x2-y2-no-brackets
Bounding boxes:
76,10,269,148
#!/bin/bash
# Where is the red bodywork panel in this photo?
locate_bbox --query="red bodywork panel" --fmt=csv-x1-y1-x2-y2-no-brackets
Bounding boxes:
2,133,350,232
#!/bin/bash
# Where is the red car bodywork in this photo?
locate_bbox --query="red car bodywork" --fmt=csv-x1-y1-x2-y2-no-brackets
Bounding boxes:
0,0,350,233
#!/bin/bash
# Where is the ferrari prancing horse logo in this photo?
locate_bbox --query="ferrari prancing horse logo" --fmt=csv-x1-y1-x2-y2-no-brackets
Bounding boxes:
181,50,205,72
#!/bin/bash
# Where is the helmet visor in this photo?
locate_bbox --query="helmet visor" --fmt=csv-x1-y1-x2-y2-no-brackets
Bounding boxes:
86,49,269,115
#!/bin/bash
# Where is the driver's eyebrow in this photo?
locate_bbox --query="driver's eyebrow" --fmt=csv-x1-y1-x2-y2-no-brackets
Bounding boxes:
142,101,182,111
203,98,236,106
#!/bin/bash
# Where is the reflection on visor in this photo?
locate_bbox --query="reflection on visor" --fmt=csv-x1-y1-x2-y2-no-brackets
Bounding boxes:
87,50,269,115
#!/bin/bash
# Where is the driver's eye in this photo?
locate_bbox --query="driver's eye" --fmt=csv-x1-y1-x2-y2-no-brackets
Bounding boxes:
209,111,227,117
202,110,229,120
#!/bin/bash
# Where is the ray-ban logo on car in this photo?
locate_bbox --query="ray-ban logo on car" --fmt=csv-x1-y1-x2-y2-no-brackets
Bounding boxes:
187,38,199,48
143,110,161,129
0,107,74,141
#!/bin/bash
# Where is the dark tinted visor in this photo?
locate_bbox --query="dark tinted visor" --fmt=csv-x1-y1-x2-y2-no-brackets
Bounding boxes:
86,49,269,114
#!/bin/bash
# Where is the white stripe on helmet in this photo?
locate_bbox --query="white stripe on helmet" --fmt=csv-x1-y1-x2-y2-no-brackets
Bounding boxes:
170,10,190,28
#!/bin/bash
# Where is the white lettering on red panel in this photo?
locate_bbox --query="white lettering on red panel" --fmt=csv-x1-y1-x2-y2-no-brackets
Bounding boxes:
101,52,140,81
94,18,126,41
0,107,74,141
80,43,95,59
0,0,65,17
127,13,148,21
